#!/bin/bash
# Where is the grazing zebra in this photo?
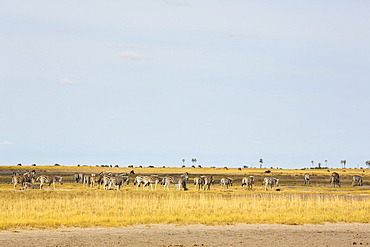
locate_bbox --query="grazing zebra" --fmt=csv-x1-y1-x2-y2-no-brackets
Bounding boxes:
330,172,340,188
263,177,279,191
352,175,363,186
201,175,214,191
241,176,254,190
36,175,63,190
162,172,189,191
108,177,126,190
304,173,310,185
220,177,233,190
11,171,36,190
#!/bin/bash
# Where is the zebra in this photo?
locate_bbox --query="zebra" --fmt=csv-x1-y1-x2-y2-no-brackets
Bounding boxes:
134,176,146,189
304,173,310,185
330,172,340,188
73,173,84,183
108,177,126,190
220,177,233,190
102,175,111,190
22,182,38,189
193,177,203,190
36,175,63,190
201,175,214,191
162,172,189,191
241,176,254,190
83,174,91,186
142,175,162,190
11,171,36,190
116,170,135,176
263,177,279,191
115,174,130,185
352,175,363,186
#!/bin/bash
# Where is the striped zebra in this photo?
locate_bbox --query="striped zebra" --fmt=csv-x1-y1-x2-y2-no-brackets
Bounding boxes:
201,175,214,191
304,173,310,185
90,173,107,189
102,175,111,190
73,173,84,183
108,176,126,190
83,174,91,186
162,172,189,191
220,177,233,190
241,176,254,190
142,175,162,190
352,175,363,186
193,177,203,190
263,177,279,191
36,175,63,190
11,171,36,190
330,172,340,188
134,176,146,189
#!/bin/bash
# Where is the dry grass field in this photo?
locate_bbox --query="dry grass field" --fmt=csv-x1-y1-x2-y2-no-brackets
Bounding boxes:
1,166,370,231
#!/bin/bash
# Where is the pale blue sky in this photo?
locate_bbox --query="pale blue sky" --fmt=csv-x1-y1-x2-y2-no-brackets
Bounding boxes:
1,1,370,168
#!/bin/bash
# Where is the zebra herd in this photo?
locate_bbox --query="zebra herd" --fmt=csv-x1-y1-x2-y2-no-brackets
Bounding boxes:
9,170,366,191
11,170,63,190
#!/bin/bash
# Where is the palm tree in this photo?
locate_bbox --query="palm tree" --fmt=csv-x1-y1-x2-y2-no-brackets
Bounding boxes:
340,160,347,169
182,159,185,166
259,158,263,169
365,161,370,168
191,158,197,166
311,160,314,168
325,160,328,167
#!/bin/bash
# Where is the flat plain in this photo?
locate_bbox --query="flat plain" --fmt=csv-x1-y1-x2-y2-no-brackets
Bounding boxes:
1,166,369,246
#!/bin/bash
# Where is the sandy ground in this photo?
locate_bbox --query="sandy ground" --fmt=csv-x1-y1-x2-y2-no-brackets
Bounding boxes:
1,223,369,247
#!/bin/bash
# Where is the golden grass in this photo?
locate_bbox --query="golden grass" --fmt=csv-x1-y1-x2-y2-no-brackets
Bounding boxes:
1,166,369,230
0,184,369,230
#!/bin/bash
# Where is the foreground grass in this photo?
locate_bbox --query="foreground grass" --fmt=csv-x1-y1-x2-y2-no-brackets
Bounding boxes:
1,187,370,230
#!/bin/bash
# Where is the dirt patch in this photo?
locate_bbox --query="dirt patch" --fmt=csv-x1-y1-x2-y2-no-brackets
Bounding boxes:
0,223,369,247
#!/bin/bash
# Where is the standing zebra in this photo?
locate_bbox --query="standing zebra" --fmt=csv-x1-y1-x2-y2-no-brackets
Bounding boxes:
263,177,279,191
201,175,214,191
241,176,254,190
134,176,145,189
330,172,340,188
193,177,203,190
352,175,363,186
304,173,310,185
73,173,84,183
36,175,63,190
220,177,233,190
162,172,189,191
142,175,162,190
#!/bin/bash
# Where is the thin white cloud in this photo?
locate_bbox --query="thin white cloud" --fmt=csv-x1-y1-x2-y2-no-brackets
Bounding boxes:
118,51,145,60
59,78,76,85
0,141,11,145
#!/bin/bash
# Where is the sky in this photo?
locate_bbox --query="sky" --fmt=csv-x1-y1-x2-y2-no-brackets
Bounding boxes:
1,0,370,168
